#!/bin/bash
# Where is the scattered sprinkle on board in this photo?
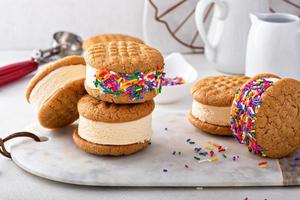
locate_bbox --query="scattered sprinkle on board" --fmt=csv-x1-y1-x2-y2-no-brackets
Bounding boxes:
213,143,221,149
204,147,213,151
194,156,201,161
232,155,239,161
210,157,218,162
258,161,268,168
198,159,209,164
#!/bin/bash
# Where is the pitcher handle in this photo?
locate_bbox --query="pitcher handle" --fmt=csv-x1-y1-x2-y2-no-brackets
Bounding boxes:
195,0,228,61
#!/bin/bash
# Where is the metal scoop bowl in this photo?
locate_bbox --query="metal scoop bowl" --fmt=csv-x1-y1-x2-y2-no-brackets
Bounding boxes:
0,31,83,86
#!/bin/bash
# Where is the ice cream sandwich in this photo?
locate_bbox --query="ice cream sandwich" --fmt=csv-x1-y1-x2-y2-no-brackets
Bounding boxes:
84,41,165,103
73,95,154,156
26,56,86,129
188,75,250,135
231,74,300,158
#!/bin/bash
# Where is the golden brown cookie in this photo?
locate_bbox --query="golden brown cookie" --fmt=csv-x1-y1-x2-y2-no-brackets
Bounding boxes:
251,73,281,81
77,95,155,122
74,95,154,156
191,75,250,106
189,75,250,136
26,55,86,129
85,41,163,73
73,129,149,156
82,33,144,51
231,75,300,158
84,41,165,103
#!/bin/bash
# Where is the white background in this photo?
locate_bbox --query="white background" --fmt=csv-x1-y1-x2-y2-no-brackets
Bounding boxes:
0,0,144,50
0,0,300,199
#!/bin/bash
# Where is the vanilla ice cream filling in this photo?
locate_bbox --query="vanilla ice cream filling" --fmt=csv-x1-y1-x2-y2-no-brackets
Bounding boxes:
86,65,99,89
192,100,231,126
78,114,152,145
29,65,86,112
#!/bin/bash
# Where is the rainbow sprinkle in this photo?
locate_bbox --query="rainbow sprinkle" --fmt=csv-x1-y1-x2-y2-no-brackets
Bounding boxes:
230,78,275,156
162,76,185,86
258,161,268,168
209,157,218,162
93,66,165,101
194,156,201,160
232,155,239,161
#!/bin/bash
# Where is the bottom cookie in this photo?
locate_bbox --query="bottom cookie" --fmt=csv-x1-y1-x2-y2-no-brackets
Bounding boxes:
188,112,232,136
73,129,150,156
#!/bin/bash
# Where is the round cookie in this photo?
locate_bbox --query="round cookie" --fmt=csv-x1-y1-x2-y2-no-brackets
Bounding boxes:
231,74,300,158
74,95,155,156
26,56,86,129
251,73,281,80
73,129,149,156
82,33,144,51
189,75,250,135
84,41,165,103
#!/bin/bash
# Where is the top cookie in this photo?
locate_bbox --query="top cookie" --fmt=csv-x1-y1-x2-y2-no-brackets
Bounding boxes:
25,55,85,102
78,95,155,123
84,41,164,74
82,34,144,51
191,75,250,107
250,73,281,81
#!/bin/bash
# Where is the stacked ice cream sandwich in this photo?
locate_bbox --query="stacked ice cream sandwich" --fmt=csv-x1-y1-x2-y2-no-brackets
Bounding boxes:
75,40,165,156
27,34,165,156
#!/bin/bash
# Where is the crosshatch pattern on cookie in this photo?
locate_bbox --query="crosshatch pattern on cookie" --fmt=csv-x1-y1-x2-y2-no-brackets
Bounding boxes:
83,34,144,50
85,41,164,74
191,76,250,106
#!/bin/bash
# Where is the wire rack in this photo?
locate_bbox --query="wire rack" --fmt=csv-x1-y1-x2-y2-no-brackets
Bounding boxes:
148,0,300,52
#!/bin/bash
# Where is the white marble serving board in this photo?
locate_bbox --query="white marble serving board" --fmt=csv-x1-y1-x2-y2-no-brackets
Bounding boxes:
9,109,286,187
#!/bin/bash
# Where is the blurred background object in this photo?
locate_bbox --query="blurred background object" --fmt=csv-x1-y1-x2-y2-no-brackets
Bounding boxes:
245,13,300,79
144,0,212,54
144,0,300,54
0,0,144,50
155,53,198,104
0,31,83,86
195,0,269,74
0,0,299,52
269,0,300,14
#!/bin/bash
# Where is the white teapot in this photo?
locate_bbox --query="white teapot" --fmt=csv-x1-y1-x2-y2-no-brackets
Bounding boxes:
195,0,269,74
246,13,300,80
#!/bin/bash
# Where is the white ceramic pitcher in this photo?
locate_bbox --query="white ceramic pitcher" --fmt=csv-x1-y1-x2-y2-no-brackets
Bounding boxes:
246,13,300,80
195,0,269,74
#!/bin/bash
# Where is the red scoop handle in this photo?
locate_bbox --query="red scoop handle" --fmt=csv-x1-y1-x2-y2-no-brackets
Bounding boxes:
0,60,38,86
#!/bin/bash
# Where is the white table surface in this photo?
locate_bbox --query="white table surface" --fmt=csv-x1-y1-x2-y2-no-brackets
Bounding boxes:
0,51,299,200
